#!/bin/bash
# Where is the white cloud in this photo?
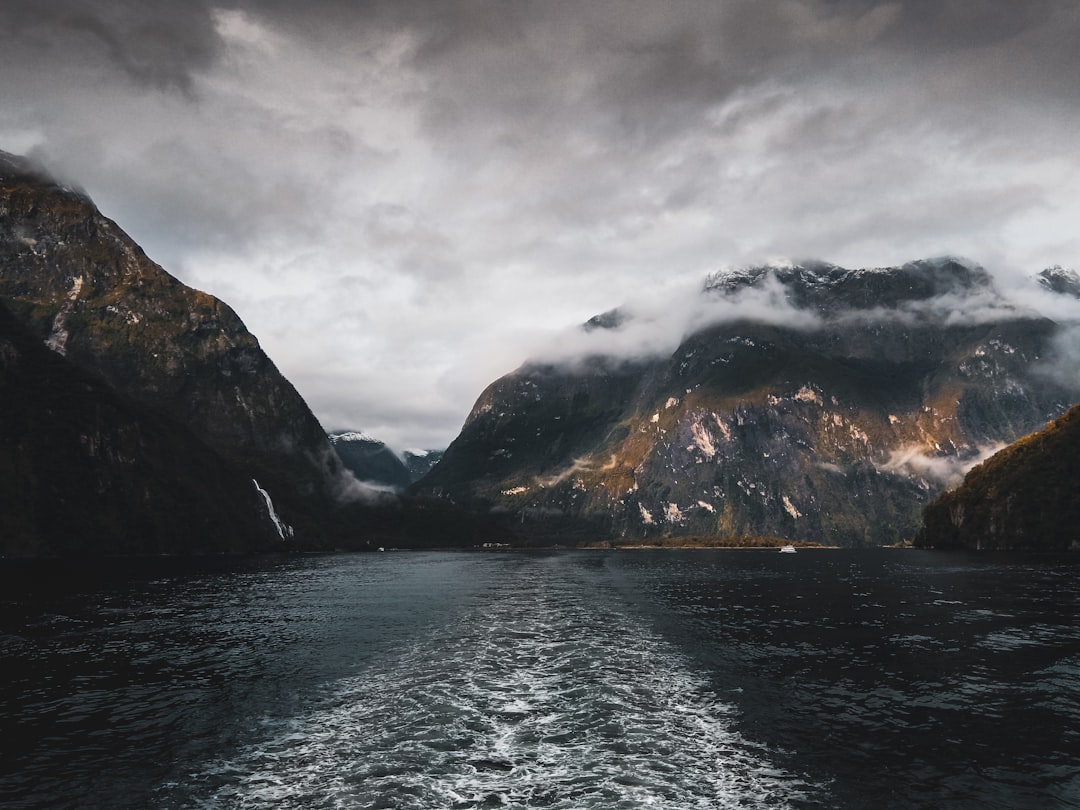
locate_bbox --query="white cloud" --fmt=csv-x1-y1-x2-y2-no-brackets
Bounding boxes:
879,444,1006,489
2,1,1079,449
531,273,822,367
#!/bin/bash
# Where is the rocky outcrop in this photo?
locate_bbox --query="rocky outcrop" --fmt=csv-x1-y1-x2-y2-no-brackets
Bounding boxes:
917,403,1080,551
0,300,284,556
417,259,1080,546
0,151,352,542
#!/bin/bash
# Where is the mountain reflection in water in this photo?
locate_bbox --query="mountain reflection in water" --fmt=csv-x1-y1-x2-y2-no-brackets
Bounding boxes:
1,550,1077,809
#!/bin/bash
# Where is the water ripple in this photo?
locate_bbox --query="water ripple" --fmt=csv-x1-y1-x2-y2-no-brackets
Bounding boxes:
169,557,819,809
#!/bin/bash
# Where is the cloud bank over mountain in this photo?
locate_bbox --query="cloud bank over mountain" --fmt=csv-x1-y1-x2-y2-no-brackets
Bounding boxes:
531,258,1080,376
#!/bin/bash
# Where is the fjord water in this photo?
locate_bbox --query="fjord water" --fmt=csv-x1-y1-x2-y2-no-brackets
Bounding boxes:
2,551,1077,809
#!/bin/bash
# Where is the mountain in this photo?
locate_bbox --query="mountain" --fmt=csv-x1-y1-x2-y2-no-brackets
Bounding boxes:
403,448,444,482
416,259,1080,546
0,299,285,556
328,431,445,489
917,402,1080,550
329,432,412,490
0,151,353,546
1038,266,1080,298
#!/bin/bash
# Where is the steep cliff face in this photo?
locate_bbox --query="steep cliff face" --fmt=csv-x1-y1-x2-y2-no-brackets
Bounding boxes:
418,259,1080,546
0,152,349,538
917,403,1080,551
0,301,284,556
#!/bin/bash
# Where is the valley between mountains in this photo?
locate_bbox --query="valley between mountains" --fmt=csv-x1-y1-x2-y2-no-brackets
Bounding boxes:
2,150,1079,555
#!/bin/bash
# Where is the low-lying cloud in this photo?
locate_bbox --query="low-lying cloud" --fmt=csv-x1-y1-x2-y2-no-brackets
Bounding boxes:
528,260,1080,372
879,443,1005,489
531,272,823,368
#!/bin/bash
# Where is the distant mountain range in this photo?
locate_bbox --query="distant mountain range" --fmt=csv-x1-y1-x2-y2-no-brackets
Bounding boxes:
416,258,1080,547
329,431,443,490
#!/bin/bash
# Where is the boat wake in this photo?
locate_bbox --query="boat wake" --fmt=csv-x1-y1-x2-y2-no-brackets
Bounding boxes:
163,555,821,808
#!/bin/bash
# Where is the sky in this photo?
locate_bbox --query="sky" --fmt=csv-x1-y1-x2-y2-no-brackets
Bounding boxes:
2,0,1079,450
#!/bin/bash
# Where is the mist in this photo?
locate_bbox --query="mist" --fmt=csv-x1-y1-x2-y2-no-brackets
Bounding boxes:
879,443,1007,489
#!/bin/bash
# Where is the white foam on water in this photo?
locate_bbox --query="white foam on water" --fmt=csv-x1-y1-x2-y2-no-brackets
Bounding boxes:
168,558,822,809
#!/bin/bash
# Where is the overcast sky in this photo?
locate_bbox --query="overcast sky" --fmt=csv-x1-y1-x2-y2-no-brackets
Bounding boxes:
2,1,1079,449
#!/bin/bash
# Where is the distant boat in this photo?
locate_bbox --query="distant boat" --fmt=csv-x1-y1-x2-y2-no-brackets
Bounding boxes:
779,544,797,554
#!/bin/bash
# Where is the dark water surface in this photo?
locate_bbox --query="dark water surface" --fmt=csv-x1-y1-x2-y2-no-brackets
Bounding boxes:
1,550,1077,809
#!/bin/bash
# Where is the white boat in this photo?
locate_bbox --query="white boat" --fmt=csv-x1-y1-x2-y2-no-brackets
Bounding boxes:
779,544,797,554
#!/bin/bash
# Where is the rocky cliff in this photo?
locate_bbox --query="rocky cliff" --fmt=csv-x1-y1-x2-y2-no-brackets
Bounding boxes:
417,259,1080,546
0,300,285,556
917,402,1080,551
0,151,351,546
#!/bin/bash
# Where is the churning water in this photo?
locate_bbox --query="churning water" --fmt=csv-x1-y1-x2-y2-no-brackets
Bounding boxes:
2,550,1078,809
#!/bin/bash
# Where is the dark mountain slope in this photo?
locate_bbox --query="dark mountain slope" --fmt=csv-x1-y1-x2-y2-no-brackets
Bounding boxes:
917,403,1080,550
0,151,350,539
0,301,283,556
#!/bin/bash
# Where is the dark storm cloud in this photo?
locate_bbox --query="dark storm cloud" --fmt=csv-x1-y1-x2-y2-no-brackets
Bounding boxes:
0,0,223,94
6,1,1076,103
2,1,1078,449
382,0,1080,137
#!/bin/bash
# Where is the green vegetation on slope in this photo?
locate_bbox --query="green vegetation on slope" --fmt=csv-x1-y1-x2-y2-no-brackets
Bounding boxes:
917,403,1080,550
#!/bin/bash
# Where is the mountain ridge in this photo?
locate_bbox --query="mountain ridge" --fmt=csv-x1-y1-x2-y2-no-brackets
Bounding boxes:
416,258,1080,546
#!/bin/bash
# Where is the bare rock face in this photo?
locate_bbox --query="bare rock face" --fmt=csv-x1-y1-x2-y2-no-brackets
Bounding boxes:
0,151,350,545
418,259,1080,546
